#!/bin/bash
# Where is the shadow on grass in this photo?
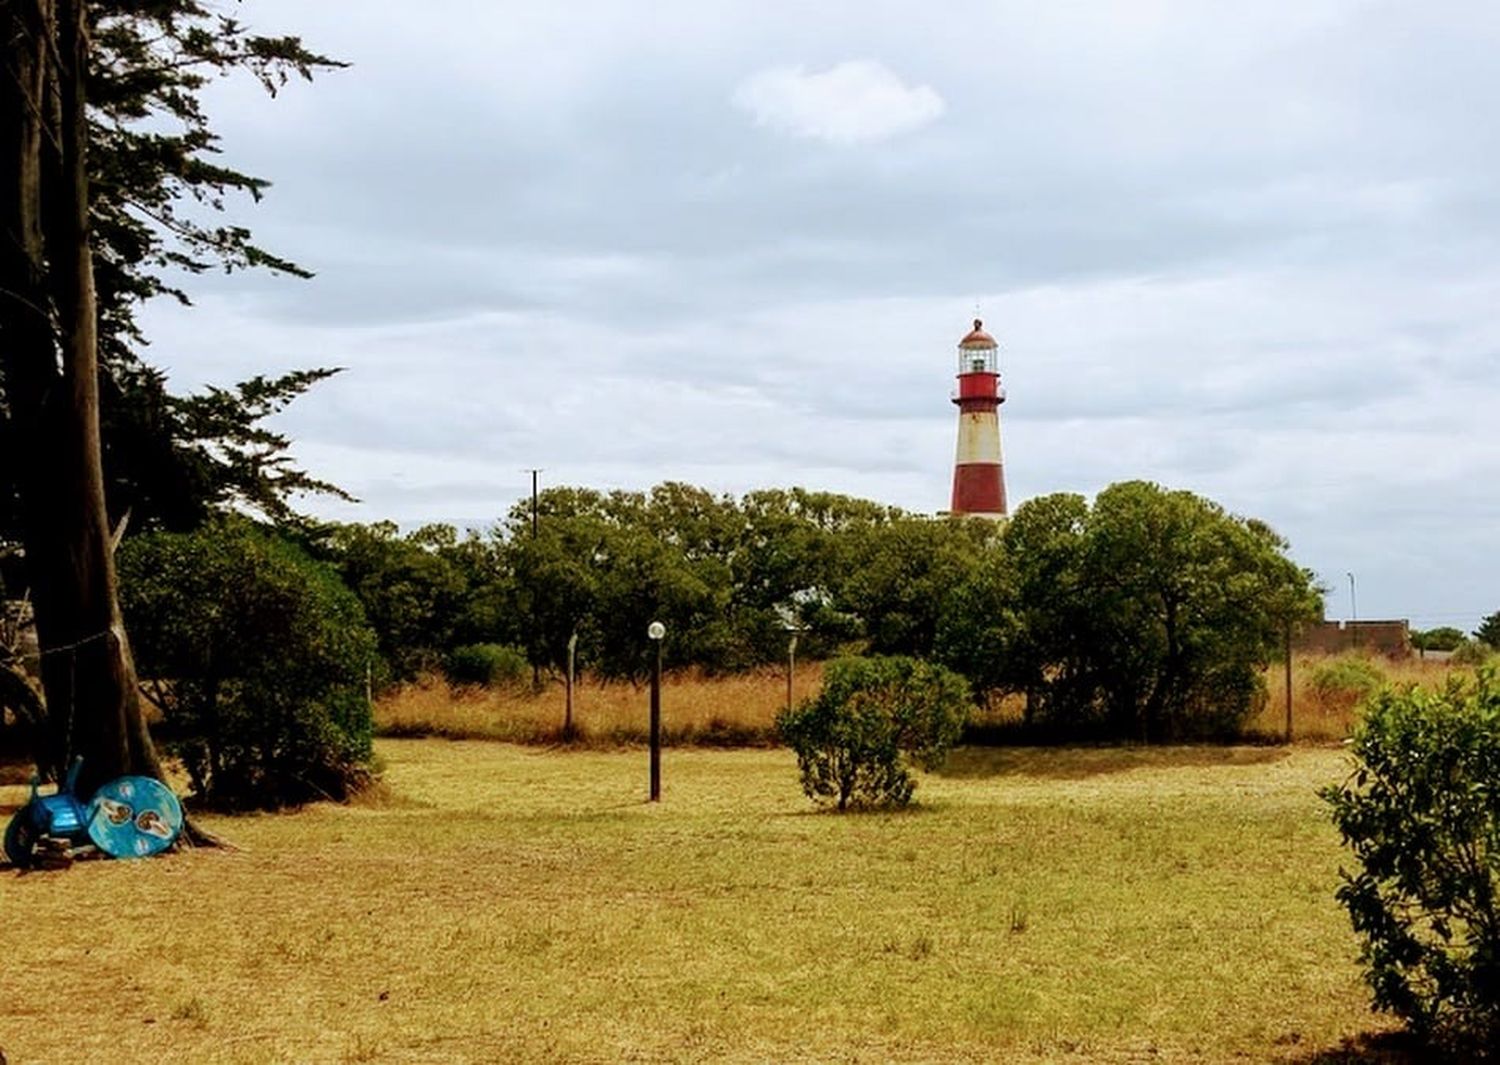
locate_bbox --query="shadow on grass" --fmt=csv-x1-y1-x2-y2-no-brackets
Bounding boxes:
1285,1030,1426,1064
0,757,34,787
938,743,1292,781
780,800,946,819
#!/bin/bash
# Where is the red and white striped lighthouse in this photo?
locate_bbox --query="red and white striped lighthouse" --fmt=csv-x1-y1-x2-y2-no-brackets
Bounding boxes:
949,318,1008,517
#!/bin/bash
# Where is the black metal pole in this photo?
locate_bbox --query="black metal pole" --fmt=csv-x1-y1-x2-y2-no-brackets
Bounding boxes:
649,640,662,801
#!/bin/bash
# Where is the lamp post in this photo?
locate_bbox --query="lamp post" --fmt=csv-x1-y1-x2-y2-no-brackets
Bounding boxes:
1347,571,1358,653
647,621,665,802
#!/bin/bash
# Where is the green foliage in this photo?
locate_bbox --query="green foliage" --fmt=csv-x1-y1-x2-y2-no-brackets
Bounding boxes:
997,483,1318,740
1453,639,1499,668
840,517,999,658
308,522,497,680
775,656,969,810
932,545,1021,709
501,483,892,681
0,5,346,548
1322,670,1500,1054
312,478,1313,753
444,644,528,689
118,521,378,808
1476,612,1500,651
1308,656,1388,712
1413,626,1468,654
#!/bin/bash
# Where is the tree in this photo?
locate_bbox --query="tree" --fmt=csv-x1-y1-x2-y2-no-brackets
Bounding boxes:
991,484,1319,741
1412,626,1467,655
932,542,1021,710
1476,612,1500,651
0,5,345,545
776,655,969,810
837,516,997,658
119,521,377,808
311,522,477,680
1082,482,1319,740
994,492,1100,731
0,1,337,795
1322,671,1500,1054
1,0,161,795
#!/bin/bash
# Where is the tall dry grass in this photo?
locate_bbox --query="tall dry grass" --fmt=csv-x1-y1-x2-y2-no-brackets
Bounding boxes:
1247,651,1469,742
375,663,826,746
376,652,1475,748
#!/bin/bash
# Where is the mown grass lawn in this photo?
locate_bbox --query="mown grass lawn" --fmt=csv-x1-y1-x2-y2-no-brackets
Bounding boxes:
0,741,1392,1063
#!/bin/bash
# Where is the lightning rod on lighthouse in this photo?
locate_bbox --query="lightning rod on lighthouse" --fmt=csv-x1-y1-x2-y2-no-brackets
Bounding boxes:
949,318,1008,518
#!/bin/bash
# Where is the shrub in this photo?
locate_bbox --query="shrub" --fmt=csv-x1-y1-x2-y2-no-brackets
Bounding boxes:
775,655,969,810
1452,639,1497,668
444,643,528,688
1321,670,1500,1054
1308,656,1387,713
119,520,380,809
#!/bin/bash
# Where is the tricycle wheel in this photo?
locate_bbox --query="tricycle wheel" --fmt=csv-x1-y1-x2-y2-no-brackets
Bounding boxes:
4,809,36,868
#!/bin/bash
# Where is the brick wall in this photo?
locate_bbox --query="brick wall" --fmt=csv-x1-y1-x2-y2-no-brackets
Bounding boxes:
1294,619,1411,658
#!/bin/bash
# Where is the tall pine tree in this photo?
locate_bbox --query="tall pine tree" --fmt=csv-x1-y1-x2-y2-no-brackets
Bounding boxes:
1,1,340,797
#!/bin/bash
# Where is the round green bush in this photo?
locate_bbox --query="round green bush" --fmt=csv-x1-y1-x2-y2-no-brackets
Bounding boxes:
1322,669,1500,1054
443,643,528,688
775,655,969,810
119,520,380,809
1452,639,1497,668
1308,656,1387,712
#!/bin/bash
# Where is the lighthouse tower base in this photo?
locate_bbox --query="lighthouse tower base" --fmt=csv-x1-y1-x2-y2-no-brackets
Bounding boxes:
951,411,1006,517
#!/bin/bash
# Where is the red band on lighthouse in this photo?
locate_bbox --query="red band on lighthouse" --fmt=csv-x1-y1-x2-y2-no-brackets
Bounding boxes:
949,319,1008,518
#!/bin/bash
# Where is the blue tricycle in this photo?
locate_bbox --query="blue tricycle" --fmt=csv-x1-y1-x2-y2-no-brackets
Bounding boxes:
4,758,90,868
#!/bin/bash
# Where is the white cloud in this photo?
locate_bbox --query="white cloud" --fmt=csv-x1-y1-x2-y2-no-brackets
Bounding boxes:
731,60,944,145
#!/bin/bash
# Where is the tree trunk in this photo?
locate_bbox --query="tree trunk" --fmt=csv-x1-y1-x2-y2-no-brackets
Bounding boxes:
1,0,165,798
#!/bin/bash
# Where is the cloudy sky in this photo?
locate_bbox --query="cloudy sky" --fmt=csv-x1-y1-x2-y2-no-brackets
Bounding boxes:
138,0,1499,630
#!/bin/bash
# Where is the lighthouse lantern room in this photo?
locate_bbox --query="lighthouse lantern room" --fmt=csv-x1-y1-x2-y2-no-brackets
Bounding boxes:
949,319,1008,518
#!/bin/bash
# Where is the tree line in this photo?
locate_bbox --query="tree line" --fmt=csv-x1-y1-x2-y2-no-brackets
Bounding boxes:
282,477,1321,743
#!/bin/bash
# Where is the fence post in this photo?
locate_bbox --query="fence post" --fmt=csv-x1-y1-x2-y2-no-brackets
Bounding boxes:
1284,623,1294,744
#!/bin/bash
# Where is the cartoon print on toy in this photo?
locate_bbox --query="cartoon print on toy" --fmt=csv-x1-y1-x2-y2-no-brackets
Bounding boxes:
86,776,183,858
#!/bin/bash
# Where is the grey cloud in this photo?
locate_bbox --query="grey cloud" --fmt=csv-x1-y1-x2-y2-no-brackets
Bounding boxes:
131,0,1500,626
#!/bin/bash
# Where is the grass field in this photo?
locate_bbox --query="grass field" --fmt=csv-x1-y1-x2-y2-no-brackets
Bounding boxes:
1,739,1403,1063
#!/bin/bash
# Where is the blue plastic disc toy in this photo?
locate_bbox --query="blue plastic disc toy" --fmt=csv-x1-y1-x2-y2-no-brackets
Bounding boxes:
86,776,184,858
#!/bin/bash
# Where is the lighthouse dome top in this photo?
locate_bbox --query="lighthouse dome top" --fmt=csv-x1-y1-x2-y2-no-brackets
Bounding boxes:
958,319,998,349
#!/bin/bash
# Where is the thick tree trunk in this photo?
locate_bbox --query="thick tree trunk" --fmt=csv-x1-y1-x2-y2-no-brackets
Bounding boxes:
1,0,165,798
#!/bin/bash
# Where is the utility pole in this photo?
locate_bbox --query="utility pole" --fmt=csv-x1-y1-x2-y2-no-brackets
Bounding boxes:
523,468,543,539
520,468,543,689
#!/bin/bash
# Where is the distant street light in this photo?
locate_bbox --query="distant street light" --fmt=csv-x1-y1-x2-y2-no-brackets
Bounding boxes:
1348,571,1359,653
647,621,665,801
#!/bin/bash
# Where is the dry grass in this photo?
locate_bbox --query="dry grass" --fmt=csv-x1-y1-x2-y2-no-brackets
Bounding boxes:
375,663,827,747
1,739,1400,1063
378,653,1472,750
1245,653,1468,742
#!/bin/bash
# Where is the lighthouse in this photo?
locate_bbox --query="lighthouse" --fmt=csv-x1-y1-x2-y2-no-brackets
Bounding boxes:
949,318,1008,517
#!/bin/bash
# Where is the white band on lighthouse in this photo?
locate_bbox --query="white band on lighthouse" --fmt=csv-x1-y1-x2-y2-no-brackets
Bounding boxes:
954,411,1002,465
